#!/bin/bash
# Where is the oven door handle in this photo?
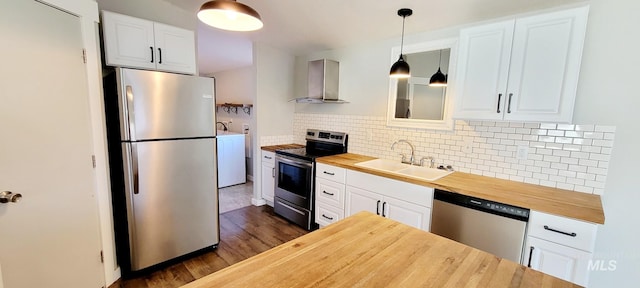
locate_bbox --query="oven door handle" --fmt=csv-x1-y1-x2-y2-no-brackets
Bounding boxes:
276,155,313,168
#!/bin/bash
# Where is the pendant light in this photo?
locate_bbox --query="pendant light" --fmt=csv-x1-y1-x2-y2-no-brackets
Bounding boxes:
429,50,448,87
390,8,413,78
197,0,263,32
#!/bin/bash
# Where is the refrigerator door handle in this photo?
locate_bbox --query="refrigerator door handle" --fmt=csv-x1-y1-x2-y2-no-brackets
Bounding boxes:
131,143,139,194
125,85,136,141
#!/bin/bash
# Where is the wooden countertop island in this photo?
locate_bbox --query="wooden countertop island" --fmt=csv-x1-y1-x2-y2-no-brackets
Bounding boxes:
182,212,579,288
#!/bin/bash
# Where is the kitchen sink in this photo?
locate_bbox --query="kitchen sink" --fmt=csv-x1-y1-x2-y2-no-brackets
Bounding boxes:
354,159,453,181
354,158,410,172
396,165,453,181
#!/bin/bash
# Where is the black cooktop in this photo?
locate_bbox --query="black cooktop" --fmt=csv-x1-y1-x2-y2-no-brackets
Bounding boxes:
275,129,348,162
275,147,342,161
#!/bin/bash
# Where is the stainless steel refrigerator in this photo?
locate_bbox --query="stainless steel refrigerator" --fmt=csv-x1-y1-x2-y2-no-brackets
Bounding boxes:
103,68,219,275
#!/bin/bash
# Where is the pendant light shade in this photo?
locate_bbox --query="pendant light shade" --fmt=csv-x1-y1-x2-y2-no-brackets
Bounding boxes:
429,50,448,87
197,0,263,32
390,8,413,78
390,55,410,78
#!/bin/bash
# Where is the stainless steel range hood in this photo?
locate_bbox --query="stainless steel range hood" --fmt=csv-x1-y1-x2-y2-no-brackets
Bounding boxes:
293,59,348,103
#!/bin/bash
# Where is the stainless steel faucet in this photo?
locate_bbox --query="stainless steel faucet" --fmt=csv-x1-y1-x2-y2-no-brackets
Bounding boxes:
391,140,415,164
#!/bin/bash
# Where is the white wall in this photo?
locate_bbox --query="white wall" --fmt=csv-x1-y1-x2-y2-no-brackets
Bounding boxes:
213,66,254,133
572,0,640,286
252,43,296,203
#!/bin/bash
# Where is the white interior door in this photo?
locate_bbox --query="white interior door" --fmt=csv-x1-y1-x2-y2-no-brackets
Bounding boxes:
0,1,104,287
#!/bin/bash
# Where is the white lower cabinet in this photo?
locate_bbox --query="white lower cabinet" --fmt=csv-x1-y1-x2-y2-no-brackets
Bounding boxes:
260,151,275,205
345,170,432,231
315,164,347,227
524,210,597,286
523,236,591,286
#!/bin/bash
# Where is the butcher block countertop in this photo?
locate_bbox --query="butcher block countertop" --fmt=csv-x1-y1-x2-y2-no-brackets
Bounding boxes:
182,212,579,288
317,153,604,224
261,144,304,152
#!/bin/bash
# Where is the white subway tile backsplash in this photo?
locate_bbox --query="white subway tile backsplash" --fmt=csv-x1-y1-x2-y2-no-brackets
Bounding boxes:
294,114,616,195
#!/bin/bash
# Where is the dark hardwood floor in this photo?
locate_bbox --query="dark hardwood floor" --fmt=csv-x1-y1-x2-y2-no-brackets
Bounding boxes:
109,205,308,288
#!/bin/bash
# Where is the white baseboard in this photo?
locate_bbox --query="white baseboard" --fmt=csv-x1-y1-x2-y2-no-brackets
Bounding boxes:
251,197,267,206
247,174,254,182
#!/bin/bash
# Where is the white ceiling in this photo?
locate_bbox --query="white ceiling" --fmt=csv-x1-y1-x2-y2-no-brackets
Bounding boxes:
164,0,586,74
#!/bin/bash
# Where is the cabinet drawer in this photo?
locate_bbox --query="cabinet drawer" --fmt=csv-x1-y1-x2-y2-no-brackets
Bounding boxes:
316,163,346,183
346,170,433,208
315,202,344,227
261,150,275,163
316,178,345,209
528,211,597,252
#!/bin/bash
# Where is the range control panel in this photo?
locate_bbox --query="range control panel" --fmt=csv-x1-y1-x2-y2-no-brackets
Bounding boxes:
306,129,348,145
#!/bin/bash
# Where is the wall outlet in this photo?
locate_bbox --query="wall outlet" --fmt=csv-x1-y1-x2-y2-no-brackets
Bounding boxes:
242,124,250,134
516,145,529,160
462,138,473,154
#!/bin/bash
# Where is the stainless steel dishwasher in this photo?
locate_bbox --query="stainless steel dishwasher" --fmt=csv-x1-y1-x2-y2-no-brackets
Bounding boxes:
431,189,530,263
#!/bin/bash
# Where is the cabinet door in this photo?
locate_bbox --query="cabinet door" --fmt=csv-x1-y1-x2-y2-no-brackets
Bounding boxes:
102,11,156,70
261,161,275,204
453,20,514,120
153,22,197,75
383,196,431,231
524,236,591,286
504,7,589,122
345,186,380,216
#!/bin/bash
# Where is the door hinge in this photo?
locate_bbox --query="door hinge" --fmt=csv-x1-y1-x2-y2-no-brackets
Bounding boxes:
100,250,104,263
92,155,96,168
82,49,87,63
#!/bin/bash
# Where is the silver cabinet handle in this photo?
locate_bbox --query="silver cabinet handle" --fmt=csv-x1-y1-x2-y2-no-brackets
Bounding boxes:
0,191,22,204
272,167,275,178
544,225,577,237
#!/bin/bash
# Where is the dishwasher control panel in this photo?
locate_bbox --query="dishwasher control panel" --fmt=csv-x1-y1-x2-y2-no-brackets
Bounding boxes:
434,189,530,221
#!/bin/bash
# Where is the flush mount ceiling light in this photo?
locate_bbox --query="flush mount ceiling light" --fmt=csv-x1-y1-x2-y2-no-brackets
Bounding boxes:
390,8,413,79
197,0,263,32
429,50,448,87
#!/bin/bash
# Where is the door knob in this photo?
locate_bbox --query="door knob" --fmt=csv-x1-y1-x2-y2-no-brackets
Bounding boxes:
0,191,22,204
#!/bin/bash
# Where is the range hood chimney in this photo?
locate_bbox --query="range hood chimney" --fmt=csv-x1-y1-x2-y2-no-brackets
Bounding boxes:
293,59,348,103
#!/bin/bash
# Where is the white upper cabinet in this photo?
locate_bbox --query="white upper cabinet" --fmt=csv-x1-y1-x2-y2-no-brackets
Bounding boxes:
454,6,589,123
102,11,197,75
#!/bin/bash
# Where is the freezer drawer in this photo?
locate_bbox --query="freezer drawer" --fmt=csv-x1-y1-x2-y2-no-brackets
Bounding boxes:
122,138,218,270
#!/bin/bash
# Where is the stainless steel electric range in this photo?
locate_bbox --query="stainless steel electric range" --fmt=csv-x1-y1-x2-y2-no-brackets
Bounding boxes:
274,129,348,230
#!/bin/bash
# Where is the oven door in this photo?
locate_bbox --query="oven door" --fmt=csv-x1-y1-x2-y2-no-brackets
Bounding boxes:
274,154,314,209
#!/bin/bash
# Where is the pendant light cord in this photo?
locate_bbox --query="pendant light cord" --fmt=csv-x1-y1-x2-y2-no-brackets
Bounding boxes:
400,16,406,56
438,50,442,66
